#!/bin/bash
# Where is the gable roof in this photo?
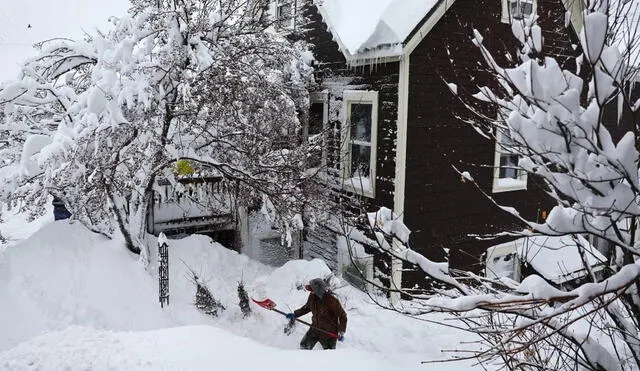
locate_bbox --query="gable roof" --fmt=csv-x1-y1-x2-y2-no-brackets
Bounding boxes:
314,0,439,62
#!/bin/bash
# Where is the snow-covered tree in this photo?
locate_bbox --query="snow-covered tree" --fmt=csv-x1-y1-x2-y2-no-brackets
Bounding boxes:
0,0,314,259
341,0,640,369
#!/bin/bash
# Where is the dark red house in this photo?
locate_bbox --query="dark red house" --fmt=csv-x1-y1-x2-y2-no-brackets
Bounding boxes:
270,0,588,298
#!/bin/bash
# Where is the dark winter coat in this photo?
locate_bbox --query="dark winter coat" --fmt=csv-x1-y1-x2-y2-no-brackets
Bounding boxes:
294,292,347,339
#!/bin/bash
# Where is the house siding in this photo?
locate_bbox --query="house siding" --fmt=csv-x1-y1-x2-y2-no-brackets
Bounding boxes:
300,4,398,279
403,0,579,290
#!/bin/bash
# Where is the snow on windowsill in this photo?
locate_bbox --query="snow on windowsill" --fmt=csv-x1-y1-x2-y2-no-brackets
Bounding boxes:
492,177,527,193
312,170,375,199
343,176,375,199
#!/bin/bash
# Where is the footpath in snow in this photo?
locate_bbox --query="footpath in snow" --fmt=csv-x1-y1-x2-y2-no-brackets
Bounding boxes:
0,219,476,370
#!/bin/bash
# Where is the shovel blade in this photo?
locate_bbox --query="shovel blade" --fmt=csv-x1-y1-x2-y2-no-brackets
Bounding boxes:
252,298,277,310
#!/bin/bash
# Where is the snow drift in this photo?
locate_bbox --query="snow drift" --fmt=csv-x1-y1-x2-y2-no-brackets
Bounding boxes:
0,220,475,370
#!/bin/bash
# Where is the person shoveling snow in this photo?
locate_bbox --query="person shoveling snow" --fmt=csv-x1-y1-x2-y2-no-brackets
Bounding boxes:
287,278,347,350
253,278,347,350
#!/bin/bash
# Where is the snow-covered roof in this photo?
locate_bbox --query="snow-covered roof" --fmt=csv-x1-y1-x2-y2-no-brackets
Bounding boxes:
517,235,607,285
0,0,129,83
314,0,439,60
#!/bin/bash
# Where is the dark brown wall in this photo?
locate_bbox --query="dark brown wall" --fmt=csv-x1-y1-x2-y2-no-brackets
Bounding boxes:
403,0,579,289
303,5,398,210
300,4,398,278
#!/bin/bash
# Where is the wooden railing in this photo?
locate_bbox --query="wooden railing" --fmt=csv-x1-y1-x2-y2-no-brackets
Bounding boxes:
149,176,235,235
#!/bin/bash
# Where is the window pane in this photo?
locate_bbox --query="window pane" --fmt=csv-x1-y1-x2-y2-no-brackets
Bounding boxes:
510,1,520,16
351,144,371,178
309,102,324,135
277,3,292,27
499,154,520,179
350,103,372,142
522,2,533,15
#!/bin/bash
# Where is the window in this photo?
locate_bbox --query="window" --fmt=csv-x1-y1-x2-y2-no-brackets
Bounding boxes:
501,0,535,23
337,236,374,293
485,241,522,282
492,129,527,193
308,92,328,169
342,91,378,197
271,0,295,30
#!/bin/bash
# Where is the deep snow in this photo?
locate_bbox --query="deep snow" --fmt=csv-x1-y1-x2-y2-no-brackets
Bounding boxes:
0,218,478,370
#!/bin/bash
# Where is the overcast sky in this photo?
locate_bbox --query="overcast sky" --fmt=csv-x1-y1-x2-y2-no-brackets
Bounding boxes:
0,0,130,82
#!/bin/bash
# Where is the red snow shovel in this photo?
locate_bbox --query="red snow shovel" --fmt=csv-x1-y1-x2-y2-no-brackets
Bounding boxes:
252,298,339,340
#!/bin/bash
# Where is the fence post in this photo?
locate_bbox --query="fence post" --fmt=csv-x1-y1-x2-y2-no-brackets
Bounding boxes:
158,233,170,308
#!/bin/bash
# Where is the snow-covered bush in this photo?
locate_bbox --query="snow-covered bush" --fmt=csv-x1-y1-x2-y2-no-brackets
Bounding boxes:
237,280,251,318
194,275,226,318
0,0,315,259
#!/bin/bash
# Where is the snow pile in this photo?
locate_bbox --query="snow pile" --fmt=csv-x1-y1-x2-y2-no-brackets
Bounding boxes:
0,204,52,249
0,326,424,371
315,0,438,57
518,235,607,285
0,0,129,82
0,219,477,370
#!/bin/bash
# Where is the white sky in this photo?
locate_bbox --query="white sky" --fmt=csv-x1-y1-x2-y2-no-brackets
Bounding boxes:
0,0,130,83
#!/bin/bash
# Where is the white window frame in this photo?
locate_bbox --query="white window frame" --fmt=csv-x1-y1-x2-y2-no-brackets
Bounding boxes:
485,240,522,282
341,90,378,198
309,91,329,169
270,0,296,30
501,0,536,23
337,236,374,293
492,129,527,193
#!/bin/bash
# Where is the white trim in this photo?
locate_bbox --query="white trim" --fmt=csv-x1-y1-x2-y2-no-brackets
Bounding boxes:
485,240,522,282
404,0,458,56
393,57,410,219
342,90,378,198
310,91,329,168
389,55,410,305
492,130,528,193
500,0,510,23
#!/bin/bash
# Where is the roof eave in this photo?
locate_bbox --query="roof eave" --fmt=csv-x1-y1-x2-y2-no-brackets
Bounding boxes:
314,0,457,66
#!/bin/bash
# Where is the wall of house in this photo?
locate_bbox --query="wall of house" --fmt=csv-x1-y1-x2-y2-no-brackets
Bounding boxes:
299,3,398,280
402,0,579,291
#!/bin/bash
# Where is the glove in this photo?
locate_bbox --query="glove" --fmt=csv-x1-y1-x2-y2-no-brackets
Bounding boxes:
285,313,296,320
337,332,345,342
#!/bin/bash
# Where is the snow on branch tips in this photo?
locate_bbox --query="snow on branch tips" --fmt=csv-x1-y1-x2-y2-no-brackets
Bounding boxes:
337,1,640,369
0,0,317,258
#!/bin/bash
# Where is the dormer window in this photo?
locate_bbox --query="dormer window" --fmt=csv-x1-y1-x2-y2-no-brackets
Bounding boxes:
501,0,536,23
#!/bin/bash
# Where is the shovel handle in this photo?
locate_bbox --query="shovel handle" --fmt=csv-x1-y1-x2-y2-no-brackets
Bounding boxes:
272,308,339,340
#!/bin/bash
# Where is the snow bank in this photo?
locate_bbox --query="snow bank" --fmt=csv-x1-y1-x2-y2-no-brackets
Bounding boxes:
0,325,429,371
0,220,477,369
0,204,52,249
518,235,607,284
0,222,180,350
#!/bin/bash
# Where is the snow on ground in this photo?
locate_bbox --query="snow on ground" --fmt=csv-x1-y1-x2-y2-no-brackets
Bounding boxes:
0,326,425,371
0,218,478,370
0,205,52,251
